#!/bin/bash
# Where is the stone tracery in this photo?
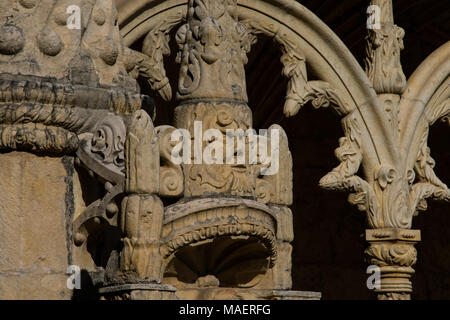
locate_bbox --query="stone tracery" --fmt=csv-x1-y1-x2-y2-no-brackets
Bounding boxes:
0,0,447,300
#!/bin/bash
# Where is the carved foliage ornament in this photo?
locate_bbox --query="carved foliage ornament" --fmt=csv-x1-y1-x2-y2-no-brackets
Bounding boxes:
242,19,348,117
78,114,127,179
319,111,419,229
365,242,417,267
125,12,184,102
175,0,252,102
411,124,450,213
365,0,407,94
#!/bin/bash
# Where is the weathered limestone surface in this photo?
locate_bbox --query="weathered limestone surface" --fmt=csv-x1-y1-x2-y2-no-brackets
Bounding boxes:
0,152,72,299
0,0,447,300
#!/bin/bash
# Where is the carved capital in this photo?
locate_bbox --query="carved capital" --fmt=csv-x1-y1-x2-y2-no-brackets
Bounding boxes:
365,229,421,300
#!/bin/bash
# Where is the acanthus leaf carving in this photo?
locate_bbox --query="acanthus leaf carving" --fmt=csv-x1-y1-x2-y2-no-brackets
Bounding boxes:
319,113,380,227
281,53,347,117
411,128,450,214
242,19,348,117
320,108,421,229
365,0,407,94
124,12,183,102
365,242,417,267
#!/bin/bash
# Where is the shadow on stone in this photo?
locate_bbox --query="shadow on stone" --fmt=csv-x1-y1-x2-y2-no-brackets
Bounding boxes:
71,269,100,301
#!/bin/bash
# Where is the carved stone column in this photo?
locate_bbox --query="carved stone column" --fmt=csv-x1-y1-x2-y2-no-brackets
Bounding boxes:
318,0,449,300
361,0,420,300
119,111,163,281
98,110,177,300
365,229,420,300
156,0,316,299
174,0,256,198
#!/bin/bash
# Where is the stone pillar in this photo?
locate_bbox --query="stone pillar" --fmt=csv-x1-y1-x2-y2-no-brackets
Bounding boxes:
174,0,256,198
98,110,175,299
155,0,310,299
119,112,164,283
365,228,420,300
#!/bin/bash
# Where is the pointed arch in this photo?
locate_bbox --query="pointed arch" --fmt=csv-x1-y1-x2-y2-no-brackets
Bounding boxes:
399,41,450,171
116,0,400,179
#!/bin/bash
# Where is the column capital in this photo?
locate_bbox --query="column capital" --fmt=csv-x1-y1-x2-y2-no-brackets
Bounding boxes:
365,228,421,300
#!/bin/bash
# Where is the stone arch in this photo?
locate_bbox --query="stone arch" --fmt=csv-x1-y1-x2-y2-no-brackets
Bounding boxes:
115,0,399,178
394,41,450,218
399,41,450,171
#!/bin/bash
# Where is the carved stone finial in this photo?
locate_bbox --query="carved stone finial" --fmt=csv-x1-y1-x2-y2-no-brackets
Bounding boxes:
365,0,407,94
117,110,164,283
125,110,160,194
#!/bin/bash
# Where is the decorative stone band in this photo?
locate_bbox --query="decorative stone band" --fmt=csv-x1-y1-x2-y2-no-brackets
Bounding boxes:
161,198,277,267
99,283,177,300
366,228,421,242
0,122,79,154
0,76,147,114
365,228,421,300
0,76,153,154
174,288,321,300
